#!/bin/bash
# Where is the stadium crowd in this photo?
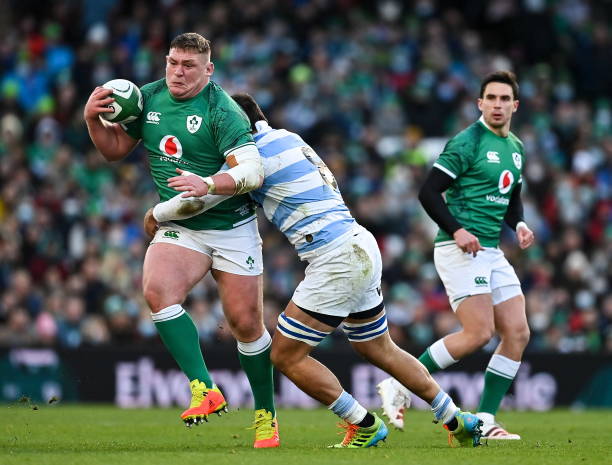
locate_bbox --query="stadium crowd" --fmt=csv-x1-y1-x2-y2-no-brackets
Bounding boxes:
0,0,610,354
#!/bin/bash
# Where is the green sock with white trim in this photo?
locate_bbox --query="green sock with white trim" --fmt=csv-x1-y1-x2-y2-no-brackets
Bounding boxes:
418,338,457,374
152,304,213,387
478,354,521,415
237,331,276,416
418,350,441,373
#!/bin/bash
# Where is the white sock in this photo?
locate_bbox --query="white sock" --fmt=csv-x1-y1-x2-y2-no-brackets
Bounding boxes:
486,354,521,379
431,390,459,424
151,304,185,322
429,339,457,369
329,390,368,425
236,331,272,356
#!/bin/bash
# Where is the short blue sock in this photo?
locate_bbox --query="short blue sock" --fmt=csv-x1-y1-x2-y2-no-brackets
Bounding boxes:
431,390,456,423
329,390,356,417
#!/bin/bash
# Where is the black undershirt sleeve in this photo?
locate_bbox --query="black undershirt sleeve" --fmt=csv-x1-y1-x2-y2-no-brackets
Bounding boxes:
503,182,524,230
418,167,462,236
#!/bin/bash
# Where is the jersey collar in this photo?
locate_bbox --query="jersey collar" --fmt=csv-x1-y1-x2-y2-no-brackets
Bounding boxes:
478,115,494,132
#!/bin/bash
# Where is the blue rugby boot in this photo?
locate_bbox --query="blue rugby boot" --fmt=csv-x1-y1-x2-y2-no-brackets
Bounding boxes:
444,411,483,447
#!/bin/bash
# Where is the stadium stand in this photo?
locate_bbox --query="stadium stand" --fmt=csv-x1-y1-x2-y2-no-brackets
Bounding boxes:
0,0,610,354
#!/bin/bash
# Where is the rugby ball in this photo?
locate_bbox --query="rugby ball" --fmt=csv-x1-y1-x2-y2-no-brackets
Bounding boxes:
101,79,143,124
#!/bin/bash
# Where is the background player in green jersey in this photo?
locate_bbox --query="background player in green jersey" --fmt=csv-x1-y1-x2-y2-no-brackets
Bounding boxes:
83,33,278,448
379,71,535,440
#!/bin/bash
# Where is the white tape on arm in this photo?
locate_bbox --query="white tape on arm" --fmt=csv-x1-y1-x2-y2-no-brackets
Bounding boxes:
223,144,264,195
152,192,230,222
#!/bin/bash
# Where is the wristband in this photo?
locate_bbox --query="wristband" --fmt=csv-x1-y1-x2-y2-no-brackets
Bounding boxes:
516,221,528,232
202,176,216,194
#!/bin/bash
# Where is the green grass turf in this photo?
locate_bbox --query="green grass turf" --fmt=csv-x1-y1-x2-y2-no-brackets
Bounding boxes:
1,404,611,465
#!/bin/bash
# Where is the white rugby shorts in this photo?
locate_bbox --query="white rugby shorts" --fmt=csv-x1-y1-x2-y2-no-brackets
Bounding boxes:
151,219,263,276
292,224,383,317
434,242,522,311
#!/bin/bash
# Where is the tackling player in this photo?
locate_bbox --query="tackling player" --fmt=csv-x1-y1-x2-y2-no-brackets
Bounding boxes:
379,71,535,439
84,33,278,448
147,93,484,448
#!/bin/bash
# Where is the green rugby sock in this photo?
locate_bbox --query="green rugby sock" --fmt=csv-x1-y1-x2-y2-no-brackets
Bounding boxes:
237,332,276,416
152,304,213,387
418,349,442,374
478,354,520,415
419,339,457,374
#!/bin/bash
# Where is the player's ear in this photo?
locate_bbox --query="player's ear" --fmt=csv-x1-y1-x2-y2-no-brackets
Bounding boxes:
205,61,214,76
477,98,483,112
513,99,519,112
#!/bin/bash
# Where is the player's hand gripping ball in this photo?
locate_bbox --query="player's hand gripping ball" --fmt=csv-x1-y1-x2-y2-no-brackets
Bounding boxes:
100,79,143,124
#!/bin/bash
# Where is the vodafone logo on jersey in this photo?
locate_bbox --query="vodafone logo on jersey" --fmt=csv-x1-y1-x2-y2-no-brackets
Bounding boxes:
498,170,514,194
159,135,183,158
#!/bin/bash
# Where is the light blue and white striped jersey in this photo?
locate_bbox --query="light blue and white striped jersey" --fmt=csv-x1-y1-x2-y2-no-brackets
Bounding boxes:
250,121,355,258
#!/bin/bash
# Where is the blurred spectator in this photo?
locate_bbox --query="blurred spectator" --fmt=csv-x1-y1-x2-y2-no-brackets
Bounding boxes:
56,295,85,348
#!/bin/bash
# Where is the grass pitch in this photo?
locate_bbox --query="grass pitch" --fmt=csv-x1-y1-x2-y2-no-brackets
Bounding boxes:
1,404,610,465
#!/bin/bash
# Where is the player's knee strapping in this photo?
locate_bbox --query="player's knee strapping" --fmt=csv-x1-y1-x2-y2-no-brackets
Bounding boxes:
341,312,388,342
276,312,332,346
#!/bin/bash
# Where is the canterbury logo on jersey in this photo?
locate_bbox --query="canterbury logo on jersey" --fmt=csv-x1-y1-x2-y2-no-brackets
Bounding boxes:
486,151,500,163
146,112,161,124
159,135,183,158
163,230,180,239
474,276,488,286
236,204,251,216
498,170,514,194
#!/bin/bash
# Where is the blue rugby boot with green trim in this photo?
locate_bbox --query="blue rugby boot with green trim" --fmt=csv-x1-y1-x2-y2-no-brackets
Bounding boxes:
445,411,483,447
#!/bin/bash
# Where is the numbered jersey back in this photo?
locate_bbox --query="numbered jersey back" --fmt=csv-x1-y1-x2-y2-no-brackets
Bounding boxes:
250,122,355,256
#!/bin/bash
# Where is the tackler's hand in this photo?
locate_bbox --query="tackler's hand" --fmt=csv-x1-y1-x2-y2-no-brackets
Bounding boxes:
143,207,159,240
167,168,209,197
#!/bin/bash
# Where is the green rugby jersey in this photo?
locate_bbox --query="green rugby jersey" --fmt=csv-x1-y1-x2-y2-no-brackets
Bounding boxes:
124,79,256,230
433,118,525,247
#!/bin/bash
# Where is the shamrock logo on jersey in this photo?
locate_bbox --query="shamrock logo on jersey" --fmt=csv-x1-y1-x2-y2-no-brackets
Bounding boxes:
512,152,522,169
187,115,203,134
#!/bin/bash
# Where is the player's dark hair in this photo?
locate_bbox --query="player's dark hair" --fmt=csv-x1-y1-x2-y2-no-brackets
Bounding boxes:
480,70,519,100
232,93,268,132
170,33,211,55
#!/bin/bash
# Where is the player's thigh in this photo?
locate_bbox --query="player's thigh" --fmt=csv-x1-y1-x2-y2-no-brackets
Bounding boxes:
143,242,211,307
493,293,528,337
214,270,263,337
434,243,494,311
455,294,495,334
